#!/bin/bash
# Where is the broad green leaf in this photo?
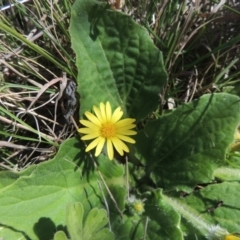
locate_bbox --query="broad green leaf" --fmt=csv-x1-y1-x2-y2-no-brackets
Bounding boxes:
180,181,240,239
144,189,183,240
214,166,240,181
0,137,125,239
136,93,240,191
137,183,240,239
70,0,167,120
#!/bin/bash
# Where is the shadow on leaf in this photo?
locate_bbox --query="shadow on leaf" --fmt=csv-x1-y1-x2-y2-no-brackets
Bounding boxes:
33,217,67,240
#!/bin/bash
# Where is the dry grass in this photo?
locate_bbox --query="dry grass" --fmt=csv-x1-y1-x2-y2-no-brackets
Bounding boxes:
125,0,240,105
0,0,77,169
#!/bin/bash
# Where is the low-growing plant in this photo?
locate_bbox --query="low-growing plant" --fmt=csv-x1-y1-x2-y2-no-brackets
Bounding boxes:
0,0,240,239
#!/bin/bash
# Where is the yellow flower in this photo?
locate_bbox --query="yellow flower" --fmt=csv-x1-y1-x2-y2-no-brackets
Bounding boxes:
78,102,137,160
128,195,145,215
132,201,145,214
224,234,240,240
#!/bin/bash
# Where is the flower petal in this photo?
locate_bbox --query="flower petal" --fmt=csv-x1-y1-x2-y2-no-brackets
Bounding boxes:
95,137,105,156
106,101,112,122
78,127,98,134
115,118,136,128
116,124,136,131
116,138,129,152
100,102,107,122
111,137,123,156
93,105,104,122
80,120,99,130
107,139,114,160
118,130,137,136
112,137,129,155
116,126,136,134
85,111,101,127
116,134,136,144
81,132,99,140
111,107,123,123
85,137,102,152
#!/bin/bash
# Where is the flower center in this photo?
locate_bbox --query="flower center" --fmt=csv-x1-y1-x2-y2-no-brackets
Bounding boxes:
134,203,144,212
100,123,116,138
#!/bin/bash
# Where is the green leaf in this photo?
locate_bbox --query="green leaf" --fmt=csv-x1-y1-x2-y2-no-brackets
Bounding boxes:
0,138,125,239
144,189,183,240
83,208,107,238
66,202,114,240
69,0,167,120
214,166,240,181
113,215,145,240
136,93,240,191
53,231,69,240
131,182,240,239
111,190,183,240
90,228,115,240
66,202,84,240
83,207,113,240
180,181,240,239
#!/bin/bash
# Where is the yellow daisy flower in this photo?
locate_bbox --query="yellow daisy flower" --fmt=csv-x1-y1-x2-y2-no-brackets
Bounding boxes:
78,101,137,160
